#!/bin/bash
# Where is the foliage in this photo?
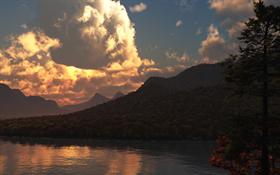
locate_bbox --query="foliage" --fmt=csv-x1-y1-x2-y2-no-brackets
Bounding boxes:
210,136,280,175
0,85,233,139
225,1,280,96
211,1,280,174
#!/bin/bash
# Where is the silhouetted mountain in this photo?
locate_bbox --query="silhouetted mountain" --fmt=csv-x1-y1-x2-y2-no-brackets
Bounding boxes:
0,84,62,119
112,92,125,100
1,63,277,139
138,63,224,95
62,93,110,112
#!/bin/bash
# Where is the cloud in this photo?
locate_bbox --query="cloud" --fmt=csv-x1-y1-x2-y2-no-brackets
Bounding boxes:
209,0,253,16
0,0,162,105
129,3,147,13
204,0,280,63
198,24,237,63
76,2,144,71
0,0,184,105
176,0,197,12
0,31,106,105
176,20,183,28
196,28,202,35
209,0,253,39
20,24,28,29
203,0,280,64
209,0,280,38
166,50,190,64
227,21,246,38
209,0,280,15
0,30,162,105
209,0,280,17
34,0,146,70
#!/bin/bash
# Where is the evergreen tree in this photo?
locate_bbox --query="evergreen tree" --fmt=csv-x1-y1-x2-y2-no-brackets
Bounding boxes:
224,1,280,174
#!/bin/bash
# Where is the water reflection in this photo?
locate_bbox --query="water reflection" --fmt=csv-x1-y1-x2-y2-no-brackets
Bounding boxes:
0,138,226,175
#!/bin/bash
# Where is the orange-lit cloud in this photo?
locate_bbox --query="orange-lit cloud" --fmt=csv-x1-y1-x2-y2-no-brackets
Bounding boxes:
0,31,109,105
198,24,237,63
0,0,180,105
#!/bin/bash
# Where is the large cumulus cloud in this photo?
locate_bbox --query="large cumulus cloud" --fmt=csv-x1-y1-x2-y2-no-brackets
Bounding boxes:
0,0,178,105
36,0,144,70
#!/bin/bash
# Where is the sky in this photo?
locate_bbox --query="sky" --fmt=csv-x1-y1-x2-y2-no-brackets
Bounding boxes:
0,0,279,105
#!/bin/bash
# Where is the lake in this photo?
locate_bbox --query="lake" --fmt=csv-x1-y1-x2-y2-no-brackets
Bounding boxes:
0,138,227,175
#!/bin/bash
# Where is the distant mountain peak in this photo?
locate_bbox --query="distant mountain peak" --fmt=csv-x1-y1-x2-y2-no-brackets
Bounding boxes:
89,93,109,102
93,93,106,98
0,83,9,89
0,83,61,118
63,93,110,112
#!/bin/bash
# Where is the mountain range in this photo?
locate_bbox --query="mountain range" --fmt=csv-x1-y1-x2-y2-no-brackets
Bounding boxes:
0,63,278,139
0,84,124,118
0,84,61,118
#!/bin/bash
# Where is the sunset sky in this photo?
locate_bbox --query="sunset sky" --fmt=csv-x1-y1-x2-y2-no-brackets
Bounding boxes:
0,0,279,105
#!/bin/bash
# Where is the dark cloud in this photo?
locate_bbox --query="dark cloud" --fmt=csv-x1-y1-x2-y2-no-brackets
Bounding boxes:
33,0,106,69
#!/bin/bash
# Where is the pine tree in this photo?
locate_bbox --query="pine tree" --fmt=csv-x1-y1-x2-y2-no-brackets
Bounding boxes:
225,1,280,174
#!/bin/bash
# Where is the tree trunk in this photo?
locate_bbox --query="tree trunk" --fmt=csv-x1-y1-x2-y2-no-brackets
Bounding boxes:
261,25,270,175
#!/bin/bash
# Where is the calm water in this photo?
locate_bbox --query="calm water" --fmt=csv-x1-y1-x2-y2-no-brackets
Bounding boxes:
0,138,227,175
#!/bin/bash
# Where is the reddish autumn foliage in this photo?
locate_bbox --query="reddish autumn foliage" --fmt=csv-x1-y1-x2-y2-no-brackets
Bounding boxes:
210,136,280,175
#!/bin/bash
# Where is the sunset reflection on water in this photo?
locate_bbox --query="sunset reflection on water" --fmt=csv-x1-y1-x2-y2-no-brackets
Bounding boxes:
0,139,226,175
0,141,144,175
